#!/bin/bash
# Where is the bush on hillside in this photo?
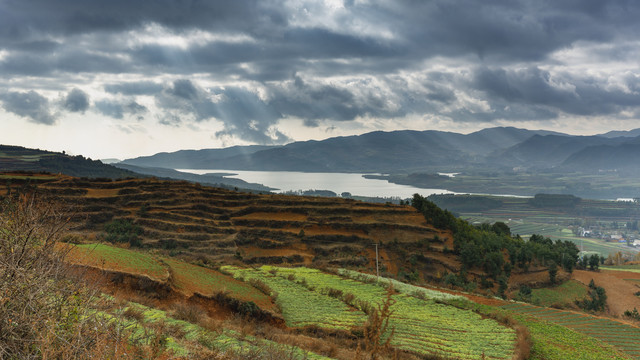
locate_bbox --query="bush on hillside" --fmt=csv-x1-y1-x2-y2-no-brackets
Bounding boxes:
102,218,143,247
0,193,146,358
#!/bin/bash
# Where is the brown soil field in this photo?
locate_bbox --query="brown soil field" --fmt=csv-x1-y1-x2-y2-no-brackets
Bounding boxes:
4,174,448,277
234,211,308,221
573,269,640,316
84,188,120,197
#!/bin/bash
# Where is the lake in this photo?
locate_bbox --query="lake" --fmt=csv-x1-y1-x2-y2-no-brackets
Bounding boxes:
176,169,453,199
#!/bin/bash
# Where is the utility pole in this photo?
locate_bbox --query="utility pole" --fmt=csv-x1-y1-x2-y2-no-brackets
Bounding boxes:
375,242,379,279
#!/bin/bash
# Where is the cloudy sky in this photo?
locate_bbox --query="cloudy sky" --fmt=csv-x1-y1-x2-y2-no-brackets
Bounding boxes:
1,0,640,159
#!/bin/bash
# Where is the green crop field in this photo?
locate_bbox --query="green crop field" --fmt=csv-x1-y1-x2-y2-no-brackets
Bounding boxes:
601,265,640,273
222,265,366,330
529,280,588,307
514,314,631,360
162,258,276,311
337,268,466,301
225,266,516,359
69,243,169,281
501,302,640,359
102,300,331,359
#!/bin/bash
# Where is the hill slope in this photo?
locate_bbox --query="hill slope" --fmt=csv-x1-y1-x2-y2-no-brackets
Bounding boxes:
11,174,446,274
0,144,138,179
487,134,629,168
562,137,640,173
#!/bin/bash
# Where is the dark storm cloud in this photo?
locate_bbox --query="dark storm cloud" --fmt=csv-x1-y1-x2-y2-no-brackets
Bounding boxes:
0,90,56,125
155,79,288,144
63,88,89,113
268,74,403,123
473,67,640,116
104,81,163,95
2,0,640,142
0,49,131,76
0,1,286,41
365,0,639,61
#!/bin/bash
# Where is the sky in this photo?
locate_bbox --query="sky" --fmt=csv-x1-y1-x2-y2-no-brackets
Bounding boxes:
1,0,640,160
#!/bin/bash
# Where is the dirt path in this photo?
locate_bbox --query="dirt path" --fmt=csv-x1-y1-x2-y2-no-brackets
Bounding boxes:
573,269,640,316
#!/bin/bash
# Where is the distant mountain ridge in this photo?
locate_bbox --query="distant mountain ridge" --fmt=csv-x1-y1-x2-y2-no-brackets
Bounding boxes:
121,127,566,172
487,134,631,168
0,145,137,179
562,137,640,172
113,163,273,192
120,145,276,169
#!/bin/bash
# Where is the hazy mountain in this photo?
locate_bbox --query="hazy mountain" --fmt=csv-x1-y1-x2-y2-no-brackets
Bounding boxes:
121,127,561,172
487,134,629,168
212,130,472,172
562,136,640,173
456,127,564,155
598,128,640,138
120,145,276,169
113,163,274,192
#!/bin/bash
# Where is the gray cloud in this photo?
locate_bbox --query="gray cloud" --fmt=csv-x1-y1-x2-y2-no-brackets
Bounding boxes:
0,1,286,41
63,88,89,113
156,79,289,144
104,81,163,95
0,90,57,125
2,0,640,144
95,99,147,119
473,66,640,116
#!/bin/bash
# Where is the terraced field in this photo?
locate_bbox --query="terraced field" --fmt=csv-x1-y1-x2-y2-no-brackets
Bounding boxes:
69,243,170,282
223,266,366,330
224,266,516,359
101,299,331,359
30,176,441,269
501,302,640,359
67,243,276,312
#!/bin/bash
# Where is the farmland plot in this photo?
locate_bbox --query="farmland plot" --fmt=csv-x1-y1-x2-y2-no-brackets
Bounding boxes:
502,302,640,359
222,266,366,330
228,266,516,359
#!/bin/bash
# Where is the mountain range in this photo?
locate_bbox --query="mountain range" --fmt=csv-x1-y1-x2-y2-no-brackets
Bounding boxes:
121,127,640,174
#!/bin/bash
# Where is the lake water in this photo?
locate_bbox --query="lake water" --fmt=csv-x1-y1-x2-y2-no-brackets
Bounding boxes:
177,169,453,199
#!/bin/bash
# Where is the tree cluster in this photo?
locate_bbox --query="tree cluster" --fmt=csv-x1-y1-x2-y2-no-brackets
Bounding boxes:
577,279,607,312
411,194,580,289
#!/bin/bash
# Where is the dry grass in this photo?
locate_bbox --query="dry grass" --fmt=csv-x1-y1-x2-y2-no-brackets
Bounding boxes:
0,192,169,359
171,302,208,325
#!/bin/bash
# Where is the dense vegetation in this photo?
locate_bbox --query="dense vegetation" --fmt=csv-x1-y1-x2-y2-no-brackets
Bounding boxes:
412,194,580,288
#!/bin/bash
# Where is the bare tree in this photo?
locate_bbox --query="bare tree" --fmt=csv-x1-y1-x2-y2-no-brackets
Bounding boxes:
0,192,128,358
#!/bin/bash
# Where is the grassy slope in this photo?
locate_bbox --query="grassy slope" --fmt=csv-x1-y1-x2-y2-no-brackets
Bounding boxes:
163,258,276,311
69,243,169,281
67,242,637,359
501,302,640,359
67,243,276,312
529,280,588,307
98,298,330,359
225,266,516,360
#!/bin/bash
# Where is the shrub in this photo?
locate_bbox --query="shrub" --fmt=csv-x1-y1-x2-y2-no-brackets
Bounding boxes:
171,302,207,324
516,285,532,302
623,308,640,321
0,193,138,358
102,218,143,247
576,280,607,312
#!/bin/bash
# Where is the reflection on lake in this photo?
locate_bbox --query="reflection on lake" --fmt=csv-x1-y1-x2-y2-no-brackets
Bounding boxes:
177,169,452,199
